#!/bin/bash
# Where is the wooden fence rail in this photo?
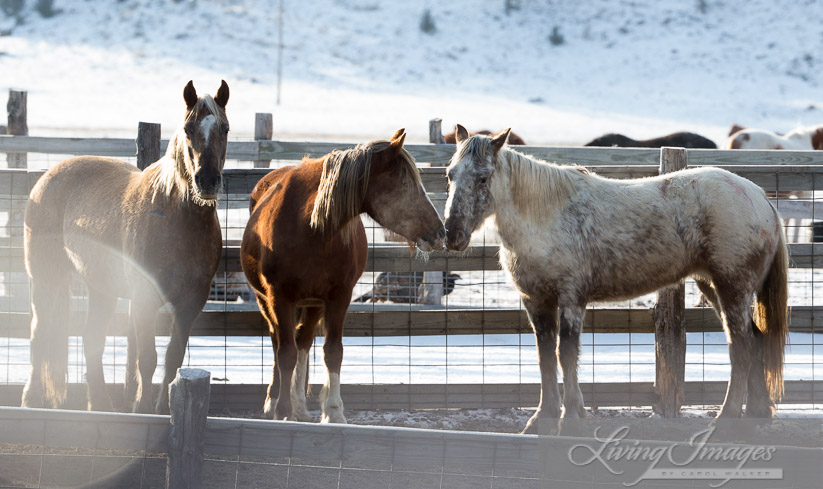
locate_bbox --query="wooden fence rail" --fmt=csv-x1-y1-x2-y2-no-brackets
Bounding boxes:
4,133,823,415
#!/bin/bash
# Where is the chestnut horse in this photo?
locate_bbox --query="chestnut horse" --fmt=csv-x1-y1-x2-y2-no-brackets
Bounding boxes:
242,130,445,423
444,128,526,145
585,131,717,148
444,125,788,434
22,81,229,414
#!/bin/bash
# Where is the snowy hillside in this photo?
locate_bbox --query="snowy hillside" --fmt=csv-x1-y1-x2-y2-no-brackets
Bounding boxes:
1,0,822,144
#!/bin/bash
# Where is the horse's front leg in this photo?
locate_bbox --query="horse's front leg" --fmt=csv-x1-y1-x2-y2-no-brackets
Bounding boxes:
320,296,349,424
83,288,118,411
154,298,205,414
130,300,161,414
558,304,587,420
521,296,560,435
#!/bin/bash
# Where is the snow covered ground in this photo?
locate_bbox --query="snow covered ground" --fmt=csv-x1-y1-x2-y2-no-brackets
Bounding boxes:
1,0,822,144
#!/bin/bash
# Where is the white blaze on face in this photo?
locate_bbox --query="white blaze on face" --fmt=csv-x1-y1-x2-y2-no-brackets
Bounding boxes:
199,114,217,144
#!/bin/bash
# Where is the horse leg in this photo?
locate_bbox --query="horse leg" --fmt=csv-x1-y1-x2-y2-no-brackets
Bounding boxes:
558,304,587,420
695,279,721,313
521,296,560,435
130,287,161,414
272,299,298,420
716,300,754,419
83,288,117,411
321,297,348,424
22,273,71,409
292,307,322,422
255,292,281,419
155,299,204,414
745,324,776,418
124,326,138,409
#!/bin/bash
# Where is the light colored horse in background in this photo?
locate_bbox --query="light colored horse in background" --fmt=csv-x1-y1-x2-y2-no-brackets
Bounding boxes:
726,123,823,241
22,81,229,414
444,125,789,434
726,123,823,150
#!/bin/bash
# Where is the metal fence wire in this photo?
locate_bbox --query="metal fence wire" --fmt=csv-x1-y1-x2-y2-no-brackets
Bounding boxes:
0,149,822,417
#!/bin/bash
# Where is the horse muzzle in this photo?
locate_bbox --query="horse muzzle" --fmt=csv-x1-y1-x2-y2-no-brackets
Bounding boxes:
445,228,470,252
416,226,447,252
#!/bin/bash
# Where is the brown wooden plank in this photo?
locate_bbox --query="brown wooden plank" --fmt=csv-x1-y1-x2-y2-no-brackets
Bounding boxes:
2,381,821,412
2,305,822,339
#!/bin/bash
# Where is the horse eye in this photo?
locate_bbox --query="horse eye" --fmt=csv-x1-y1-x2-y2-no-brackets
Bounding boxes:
188,147,194,159
480,176,488,184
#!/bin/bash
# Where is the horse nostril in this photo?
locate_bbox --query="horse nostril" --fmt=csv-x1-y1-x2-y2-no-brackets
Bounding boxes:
454,230,466,245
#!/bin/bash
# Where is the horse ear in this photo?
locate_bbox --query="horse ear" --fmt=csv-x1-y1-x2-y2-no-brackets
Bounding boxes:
183,80,197,111
390,128,405,141
214,80,230,108
454,124,469,143
389,129,406,151
490,128,511,152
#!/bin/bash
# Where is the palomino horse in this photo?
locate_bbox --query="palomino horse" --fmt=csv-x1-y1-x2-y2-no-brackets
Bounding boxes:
585,131,717,148
444,125,788,433
22,81,229,414
242,130,445,423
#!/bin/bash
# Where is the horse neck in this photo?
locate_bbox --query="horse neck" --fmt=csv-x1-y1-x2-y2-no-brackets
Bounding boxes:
145,130,202,210
491,149,579,237
305,156,363,244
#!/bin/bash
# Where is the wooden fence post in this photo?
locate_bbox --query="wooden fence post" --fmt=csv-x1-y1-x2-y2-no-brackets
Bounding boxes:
136,122,162,171
429,118,446,144
6,90,27,169
418,118,448,305
253,113,273,168
167,368,211,489
653,147,687,417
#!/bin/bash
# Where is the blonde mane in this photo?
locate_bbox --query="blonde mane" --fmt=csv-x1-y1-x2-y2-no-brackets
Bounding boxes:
147,94,228,205
310,140,419,244
456,137,584,220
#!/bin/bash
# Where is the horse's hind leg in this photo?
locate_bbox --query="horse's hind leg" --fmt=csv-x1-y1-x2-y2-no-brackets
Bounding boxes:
271,299,298,420
22,271,71,409
292,307,322,422
717,298,755,419
521,296,561,434
255,292,281,419
83,288,117,411
320,297,349,424
745,325,776,418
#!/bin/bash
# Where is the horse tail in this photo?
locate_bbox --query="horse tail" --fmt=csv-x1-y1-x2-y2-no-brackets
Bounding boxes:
754,224,789,402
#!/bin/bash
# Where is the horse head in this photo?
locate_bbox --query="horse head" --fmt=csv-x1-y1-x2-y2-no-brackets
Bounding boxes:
181,80,230,203
363,129,446,251
444,124,510,251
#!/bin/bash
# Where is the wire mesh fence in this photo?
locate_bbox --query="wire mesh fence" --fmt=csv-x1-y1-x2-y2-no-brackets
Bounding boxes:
1,146,823,417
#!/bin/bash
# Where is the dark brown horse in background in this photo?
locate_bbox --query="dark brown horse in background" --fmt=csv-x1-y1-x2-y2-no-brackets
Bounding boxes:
242,129,445,423
444,128,527,145
584,131,717,148
22,81,229,414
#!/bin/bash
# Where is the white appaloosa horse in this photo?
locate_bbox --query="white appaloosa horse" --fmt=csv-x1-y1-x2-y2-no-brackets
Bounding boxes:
22,81,229,414
726,123,823,150
444,125,789,434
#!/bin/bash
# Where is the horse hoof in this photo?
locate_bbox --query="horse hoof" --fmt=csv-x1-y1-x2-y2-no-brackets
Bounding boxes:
321,411,347,424
293,409,312,423
263,399,275,419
